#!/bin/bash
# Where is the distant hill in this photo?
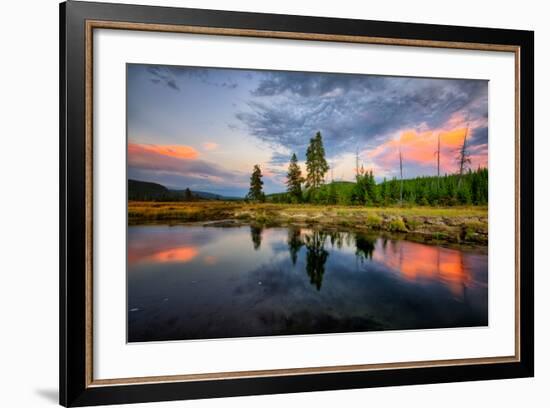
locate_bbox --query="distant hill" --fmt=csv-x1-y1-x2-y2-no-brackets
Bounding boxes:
170,189,242,201
317,181,356,197
128,179,169,200
128,179,242,201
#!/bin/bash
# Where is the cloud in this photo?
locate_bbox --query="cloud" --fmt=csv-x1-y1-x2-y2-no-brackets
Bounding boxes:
146,66,183,91
251,71,385,98
129,143,199,160
367,113,488,176
268,151,292,166
202,142,219,151
128,143,249,192
144,65,238,92
237,71,488,167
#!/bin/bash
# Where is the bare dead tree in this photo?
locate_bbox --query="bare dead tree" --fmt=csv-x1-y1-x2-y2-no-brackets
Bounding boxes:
435,132,441,190
355,147,359,178
399,146,404,203
457,123,472,187
437,133,441,178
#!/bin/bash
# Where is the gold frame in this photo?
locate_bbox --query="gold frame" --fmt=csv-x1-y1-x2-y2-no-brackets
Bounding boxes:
84,20,521,388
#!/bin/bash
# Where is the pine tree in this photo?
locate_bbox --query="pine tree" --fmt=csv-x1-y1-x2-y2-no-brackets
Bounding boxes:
328,182,338,205
247,164,265,202
366,170,377,205
184,188,193,201
351,166,367,204
390,177,400,202
305,131,329,189
286,153,304,202
380,177,388,205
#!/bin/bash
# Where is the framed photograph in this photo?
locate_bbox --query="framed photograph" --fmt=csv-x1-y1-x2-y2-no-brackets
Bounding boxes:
60,1,534,406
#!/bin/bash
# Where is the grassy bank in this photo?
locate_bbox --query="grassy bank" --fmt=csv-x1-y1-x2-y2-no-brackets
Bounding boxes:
128,201,488,245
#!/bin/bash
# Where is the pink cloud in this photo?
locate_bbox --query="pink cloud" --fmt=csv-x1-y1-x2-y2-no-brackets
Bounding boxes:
202,142,219,151
128,142,248,187
367,115,487,175
129,143,199,160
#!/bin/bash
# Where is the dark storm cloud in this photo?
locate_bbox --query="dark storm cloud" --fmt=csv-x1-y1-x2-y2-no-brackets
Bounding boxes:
237,71,488,157
469,126,489,146
251,71,385,98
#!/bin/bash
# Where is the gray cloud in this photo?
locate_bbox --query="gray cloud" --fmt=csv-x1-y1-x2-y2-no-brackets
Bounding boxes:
237,71,488,158
268,152,293,166
145,65,238,92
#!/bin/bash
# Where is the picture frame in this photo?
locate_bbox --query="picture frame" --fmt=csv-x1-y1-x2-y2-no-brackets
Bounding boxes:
60,1,534,406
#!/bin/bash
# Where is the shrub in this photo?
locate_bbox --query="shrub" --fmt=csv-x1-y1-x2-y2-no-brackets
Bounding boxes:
387,217,407,232
366,214,382,229
405,217,421,230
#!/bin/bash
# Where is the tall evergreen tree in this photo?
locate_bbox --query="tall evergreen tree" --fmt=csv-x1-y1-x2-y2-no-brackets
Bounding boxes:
286,153,304,202
184,188,193,201
247,164,265,202
327,181,338,204
305,131,329,189
366,170,377,204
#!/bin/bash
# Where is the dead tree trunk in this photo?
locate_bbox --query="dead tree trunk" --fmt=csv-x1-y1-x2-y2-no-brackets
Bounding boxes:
399,147,403,203
436,133,441,190
355,147,359,178
457,123,471,188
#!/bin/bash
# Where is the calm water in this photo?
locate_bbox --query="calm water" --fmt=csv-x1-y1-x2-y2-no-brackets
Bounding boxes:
128,224,488,342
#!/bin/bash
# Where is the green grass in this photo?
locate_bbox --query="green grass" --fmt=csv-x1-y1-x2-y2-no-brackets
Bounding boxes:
128,201,487,220
128,201,488,245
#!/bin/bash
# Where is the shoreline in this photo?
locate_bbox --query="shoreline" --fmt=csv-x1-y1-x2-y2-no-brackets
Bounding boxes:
128,201,488,247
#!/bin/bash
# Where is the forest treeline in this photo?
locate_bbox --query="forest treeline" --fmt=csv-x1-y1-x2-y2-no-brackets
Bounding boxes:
269,169,488,206
248,130,488,207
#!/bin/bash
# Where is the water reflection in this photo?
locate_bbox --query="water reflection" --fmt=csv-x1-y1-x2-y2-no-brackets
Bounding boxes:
354,234,376,262
287,227,304,266
371,240,473,299
250,225,263,250
128,224,487,342
304,231,329,291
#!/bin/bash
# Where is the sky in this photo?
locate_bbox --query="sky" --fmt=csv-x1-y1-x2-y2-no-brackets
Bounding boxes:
127,64,488,197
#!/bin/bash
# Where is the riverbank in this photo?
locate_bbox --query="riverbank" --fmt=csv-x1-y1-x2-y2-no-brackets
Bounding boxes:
128,201,488,245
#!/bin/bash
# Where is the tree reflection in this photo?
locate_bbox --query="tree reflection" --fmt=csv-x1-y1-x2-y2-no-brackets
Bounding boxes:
329,231,344,249
287,227,304,265
355,233,377,262
250,225,263,250
304,231,329,291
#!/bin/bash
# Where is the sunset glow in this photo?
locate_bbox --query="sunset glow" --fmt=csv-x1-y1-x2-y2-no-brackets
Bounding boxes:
127,64,488,196
128,244,199,264
149,247,199,263
129,143,199,160
373,240,473,297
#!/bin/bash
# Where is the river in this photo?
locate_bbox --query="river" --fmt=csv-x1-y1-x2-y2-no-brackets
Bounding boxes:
128,224,488,342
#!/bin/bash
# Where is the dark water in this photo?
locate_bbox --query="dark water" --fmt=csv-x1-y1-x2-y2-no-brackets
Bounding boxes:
128,224,488,342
